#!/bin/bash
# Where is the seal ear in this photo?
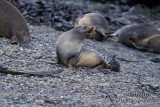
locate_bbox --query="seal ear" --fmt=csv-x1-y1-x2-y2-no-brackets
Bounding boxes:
130,40,147,50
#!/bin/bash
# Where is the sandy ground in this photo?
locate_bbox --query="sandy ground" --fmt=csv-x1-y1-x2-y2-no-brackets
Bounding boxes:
0,25,159,106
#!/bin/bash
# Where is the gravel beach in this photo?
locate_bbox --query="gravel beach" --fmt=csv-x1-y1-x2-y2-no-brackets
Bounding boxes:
0,25,160,106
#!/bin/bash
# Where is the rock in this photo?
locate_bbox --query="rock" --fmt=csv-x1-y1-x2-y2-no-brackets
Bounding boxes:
114,5,160,26
150,57,160,63
15,0,87,31
0,64,8,70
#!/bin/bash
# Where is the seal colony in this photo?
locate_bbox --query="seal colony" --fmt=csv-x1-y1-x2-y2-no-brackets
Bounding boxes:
1,0,160,77
0,0,30,45
112,24,160,53
75,13,110,41
56,26,108,69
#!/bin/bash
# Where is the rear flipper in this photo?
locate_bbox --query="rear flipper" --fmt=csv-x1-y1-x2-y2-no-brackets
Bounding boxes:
107,36,119,42
92,61,108,70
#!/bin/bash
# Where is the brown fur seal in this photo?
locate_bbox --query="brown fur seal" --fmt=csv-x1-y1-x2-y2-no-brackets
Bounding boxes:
56,26,107,69
0,0,30,45
116,24,160,53
71,47,107,69
138,34,160,53
7,0,20,4
75,13,109,41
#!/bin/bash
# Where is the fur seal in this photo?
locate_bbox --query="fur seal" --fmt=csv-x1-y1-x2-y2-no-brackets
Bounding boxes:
7,0,20,4
116,24,160,53
139,34,160,53
56,26,107,69
0,0,30,45
71,47,107,69
75,13,109,41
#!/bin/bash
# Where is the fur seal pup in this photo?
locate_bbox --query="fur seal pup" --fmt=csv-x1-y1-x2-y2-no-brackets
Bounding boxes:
117,24,160,47
56,26,107,69
114,24,160,53
0,0,30,45
75,13,109,41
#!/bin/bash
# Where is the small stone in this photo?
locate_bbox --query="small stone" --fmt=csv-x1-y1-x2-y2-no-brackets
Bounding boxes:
20,83,24,87
7,74,12,77
35,99,45,104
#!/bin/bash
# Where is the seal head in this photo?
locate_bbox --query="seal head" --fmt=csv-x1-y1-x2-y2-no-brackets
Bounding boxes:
56,26,94,66
75,13,109,41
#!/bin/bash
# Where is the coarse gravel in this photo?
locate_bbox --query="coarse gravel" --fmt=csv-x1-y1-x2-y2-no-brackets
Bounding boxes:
0,25,160,106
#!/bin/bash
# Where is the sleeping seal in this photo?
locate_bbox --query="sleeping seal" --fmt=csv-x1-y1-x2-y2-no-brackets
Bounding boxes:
116,24,160,53
0,0,30,45
118,24,160,47
56,26,107,69
137,34,160,53
75,13,109,41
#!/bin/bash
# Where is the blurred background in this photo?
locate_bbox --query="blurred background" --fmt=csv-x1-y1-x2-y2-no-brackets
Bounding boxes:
11,0,160,31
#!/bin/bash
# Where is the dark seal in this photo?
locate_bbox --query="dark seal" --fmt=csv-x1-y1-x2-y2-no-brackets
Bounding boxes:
0,0,30,45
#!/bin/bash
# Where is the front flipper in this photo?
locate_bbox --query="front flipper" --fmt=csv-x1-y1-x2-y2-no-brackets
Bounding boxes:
10,34,18,44
68,56,79,68
10,33,24,45
92,61,107,70
131,40,147,50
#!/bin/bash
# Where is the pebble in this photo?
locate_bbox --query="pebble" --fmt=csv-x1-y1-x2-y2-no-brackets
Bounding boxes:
35,99,45,104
